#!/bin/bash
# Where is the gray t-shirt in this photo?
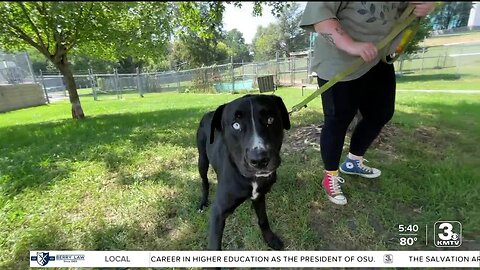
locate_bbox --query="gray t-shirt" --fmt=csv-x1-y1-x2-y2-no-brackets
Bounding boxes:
299,2,407,81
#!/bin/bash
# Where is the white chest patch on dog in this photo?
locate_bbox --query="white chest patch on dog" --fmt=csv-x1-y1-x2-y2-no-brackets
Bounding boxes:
251,181,259,200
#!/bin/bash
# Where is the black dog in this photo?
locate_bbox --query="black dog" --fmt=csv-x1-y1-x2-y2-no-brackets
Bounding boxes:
196,94,290,251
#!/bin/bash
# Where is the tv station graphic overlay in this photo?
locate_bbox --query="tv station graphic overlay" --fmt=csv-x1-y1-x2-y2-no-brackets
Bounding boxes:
434,221,462,248
397,221,464,248
30,251,480,268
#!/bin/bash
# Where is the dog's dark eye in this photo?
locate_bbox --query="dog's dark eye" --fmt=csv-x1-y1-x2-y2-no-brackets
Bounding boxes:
232,122,241,130
267,117,274,125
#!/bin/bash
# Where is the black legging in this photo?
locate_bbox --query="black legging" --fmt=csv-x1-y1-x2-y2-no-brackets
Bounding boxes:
318,61,396,171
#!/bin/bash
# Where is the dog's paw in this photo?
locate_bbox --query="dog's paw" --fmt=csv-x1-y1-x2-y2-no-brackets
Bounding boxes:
264,233,284,250
197,201,209,213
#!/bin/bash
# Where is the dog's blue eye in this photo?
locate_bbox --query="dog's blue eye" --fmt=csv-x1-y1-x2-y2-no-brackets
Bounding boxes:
267,117,274,125
232,122,241,130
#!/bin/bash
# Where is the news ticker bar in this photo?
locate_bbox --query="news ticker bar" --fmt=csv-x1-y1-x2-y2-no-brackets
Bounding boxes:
30,250,480,268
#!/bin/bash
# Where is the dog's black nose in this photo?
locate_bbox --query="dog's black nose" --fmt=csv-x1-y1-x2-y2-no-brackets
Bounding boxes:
247,149,270,169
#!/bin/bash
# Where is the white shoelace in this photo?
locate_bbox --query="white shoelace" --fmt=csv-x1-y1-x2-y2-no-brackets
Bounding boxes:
357,158,373,173
329,175,345,195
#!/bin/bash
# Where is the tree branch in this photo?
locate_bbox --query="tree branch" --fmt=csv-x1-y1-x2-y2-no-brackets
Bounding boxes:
66,41,77,52
32,1,52,53
67,3,95,53
17,2,47,50
5,22,49,57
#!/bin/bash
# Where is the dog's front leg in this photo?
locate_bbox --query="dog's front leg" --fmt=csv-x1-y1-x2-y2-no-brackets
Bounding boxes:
252,195,284,250
207,195,245,250
207,203,227,251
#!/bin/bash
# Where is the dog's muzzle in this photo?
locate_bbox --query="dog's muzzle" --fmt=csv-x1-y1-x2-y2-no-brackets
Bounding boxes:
246,147,270,170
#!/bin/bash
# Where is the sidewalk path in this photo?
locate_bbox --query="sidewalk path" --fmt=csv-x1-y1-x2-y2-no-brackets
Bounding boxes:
302,84,480,94
397,89,480,93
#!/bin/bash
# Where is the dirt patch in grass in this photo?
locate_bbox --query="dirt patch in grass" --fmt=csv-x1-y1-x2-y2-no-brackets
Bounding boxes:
309,202,391,250
283,124,322,153
309,201,347,250
283,122,401,157
412,125,449,149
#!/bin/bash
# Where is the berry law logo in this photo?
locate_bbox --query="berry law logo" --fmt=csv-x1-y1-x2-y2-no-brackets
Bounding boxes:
434,221,462,247
31,252,55,266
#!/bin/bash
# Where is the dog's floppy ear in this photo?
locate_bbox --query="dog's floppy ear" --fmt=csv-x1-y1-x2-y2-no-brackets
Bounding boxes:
271,95,291,130
210,104,225,144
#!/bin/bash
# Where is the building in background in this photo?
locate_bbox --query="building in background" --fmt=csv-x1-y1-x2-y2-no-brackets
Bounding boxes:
468,2,480,28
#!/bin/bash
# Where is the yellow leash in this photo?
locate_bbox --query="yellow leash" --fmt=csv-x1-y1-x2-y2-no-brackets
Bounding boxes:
289,5,419,114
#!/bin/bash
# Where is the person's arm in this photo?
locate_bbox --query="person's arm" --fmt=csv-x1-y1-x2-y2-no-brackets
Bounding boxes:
313,19,378,63
410,2,436,17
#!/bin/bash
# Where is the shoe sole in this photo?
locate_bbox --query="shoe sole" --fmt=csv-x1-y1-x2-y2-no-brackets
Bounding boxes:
325,192,347,205
339,167,381,178
327,195,347,205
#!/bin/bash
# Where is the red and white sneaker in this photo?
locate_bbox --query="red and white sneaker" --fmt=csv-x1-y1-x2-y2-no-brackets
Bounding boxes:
322,171,347,205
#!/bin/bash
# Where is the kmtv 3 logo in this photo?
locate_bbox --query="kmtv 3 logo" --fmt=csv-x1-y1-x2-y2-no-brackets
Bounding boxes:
434,221,462,247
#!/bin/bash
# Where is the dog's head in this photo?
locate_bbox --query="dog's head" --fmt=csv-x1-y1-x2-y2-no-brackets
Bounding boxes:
210,94,290,178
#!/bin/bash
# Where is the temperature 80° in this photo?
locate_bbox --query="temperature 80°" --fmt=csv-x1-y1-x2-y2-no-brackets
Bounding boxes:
400,237,418,246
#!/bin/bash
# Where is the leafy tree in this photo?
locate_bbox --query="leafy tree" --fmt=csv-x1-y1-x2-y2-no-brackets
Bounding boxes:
276,2,309,56
169,32,228,69
251,3,309,60
0,2,174,119
404,16,433,55
69,55,115,74
430,2,473,30
25,47,52,74
252,24,283,61
0,2,289,119
223,29,252,63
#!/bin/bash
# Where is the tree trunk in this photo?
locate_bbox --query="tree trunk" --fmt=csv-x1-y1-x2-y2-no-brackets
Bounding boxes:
55,56,85,120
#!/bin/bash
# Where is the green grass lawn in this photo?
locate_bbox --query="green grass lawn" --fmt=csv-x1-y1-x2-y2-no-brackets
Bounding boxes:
1,88,479,269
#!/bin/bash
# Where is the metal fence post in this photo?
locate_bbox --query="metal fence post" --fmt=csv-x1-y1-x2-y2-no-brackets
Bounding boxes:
442,50,448,68
231,56,234,92
136,67,144,97
290,57,294,85
25,51,36,83
176,68,180,92
420,47,426,71
113,68,120,99
293,57,296,85
399,55,405,75
241,60,244,80
39,70,50,104
275,51,279,84
89,68,98,101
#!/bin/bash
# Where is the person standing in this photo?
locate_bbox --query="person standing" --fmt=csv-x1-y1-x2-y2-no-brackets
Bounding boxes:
299,2,436,205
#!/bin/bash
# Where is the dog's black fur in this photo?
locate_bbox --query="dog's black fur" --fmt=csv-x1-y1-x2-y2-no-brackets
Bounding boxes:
196,94,290,251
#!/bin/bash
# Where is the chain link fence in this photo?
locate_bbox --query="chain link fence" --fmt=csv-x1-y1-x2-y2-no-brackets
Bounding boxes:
30,42,480,101
0,51,47,112
0,51,35,85
393,42,480,79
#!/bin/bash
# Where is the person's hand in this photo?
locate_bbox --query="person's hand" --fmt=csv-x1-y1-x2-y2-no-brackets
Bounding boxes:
409,2,436,17
343,41,378,62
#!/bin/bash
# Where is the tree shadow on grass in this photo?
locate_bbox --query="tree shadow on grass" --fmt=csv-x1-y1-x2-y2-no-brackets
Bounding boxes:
2,100,479,269
0,107,211,198
296,100,480,251
2,166,212,269
396,73,461,83
2,224,71,269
